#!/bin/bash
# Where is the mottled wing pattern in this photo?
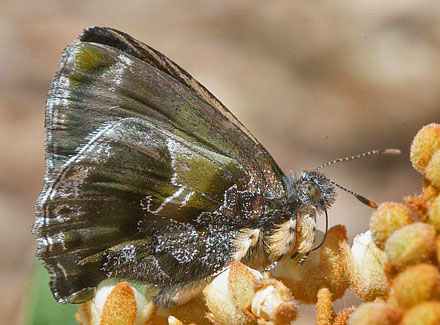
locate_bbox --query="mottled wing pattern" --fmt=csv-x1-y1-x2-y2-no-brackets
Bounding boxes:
34,27,286,305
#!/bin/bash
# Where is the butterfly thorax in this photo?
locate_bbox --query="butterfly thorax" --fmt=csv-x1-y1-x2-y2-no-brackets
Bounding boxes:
232,170,336,270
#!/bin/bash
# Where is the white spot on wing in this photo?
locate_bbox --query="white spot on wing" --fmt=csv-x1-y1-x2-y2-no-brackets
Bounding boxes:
57,262,68,278
181,191,194,206
118,54,133,66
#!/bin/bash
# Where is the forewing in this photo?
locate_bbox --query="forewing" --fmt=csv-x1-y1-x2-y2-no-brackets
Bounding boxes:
44,26,285,197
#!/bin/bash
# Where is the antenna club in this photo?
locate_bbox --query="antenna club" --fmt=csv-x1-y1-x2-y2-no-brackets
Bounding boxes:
381,149,401,155
367,200,378,209
331,180,378,209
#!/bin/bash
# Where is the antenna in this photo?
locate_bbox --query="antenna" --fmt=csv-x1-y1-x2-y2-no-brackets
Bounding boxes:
330,180,378,208
295,208,329,265
316,148,401,209
289,149,400,265
314,149,401,172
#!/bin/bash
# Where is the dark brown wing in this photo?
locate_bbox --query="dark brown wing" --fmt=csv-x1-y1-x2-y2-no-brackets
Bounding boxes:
34,27,286,305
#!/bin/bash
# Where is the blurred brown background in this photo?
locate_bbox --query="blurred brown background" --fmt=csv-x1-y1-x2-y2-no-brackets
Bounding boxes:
1,0,439,324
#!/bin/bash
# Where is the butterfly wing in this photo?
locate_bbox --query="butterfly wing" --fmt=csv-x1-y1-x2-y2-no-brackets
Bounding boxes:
34,27,286,305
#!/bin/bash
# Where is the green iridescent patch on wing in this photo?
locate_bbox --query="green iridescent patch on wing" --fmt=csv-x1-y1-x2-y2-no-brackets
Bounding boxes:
183,162,248,211
68,45,115,90
170,149,249,213
74,44,114,75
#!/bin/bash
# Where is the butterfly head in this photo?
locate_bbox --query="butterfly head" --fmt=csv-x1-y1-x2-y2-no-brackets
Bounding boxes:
284,171,336,212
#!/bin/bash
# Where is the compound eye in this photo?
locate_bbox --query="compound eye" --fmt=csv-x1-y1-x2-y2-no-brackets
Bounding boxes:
304,181,321,201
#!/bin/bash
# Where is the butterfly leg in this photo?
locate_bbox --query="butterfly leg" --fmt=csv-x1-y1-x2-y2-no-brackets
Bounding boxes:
290,211,316,264
264,254,284,272
298,251,311,265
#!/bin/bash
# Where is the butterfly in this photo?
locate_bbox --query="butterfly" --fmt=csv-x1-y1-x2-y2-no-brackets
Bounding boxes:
33,26,392,308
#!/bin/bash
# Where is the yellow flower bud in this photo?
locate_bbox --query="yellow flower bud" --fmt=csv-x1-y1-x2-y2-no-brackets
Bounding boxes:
348,302,402,325
316,287,333,325
203,262,260,324
318,225,349,299
426,150,440,189
388,264,440,308
436,235,440,264
410,123,440,174
370,202,413,250
248,279,297,325
340,231,387,301
204,262,297,325
427,195,440,233
400,301,440,325
99,282,137,325
77,281,156,325
385,223,436,270
423,180,439,202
